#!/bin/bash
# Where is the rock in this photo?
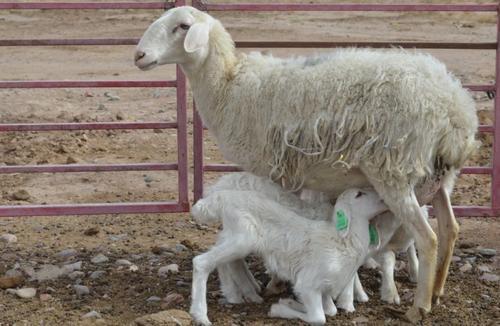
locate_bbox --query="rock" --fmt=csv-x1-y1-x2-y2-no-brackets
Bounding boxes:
90,271,106,280
174,244,188,252
353,316,370,324
116,259,132,266
459,262,473,273
479,273,499,282
144,175,154,183
66,156,79,164
477,248,496,257
104,92,120,101
158,264,179,277
7,287,36,299
147,296,162,303
11,189,30,201
34,265,66,281
129,265,139,272
451,256,461,263
0,233,17,244
73,285,90,296
68,271,85,280
151,245,172,255
63,261,82,273
162,292,184,309
109,234,127,241
477,265,492,273
5,269,22,278
82,310,102,319
39,293,52,302
116,113,125,120
0,276,24,289
97,103,106,110
84,227,100,236
91,254,109,264
464,256,477,264
481,294,492,301
57,248,78,259
135,309,192,326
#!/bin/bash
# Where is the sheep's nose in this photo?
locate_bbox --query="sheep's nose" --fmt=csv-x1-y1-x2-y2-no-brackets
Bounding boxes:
135,51,146,62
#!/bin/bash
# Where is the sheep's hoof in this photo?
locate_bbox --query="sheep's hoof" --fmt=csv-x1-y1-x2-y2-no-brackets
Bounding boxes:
190,311,212,326
405,306,427,324
381,291,400,305
432,294,441,305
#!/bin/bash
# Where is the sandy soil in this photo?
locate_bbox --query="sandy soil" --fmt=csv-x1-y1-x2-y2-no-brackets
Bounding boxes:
0,1,499,325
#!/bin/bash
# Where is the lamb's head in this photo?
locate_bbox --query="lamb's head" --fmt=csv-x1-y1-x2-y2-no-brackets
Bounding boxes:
334,188,388,225
191,196,220,225
135,6,214,70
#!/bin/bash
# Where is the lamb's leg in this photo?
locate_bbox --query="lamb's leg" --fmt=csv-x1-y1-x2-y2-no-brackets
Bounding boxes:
432,186,459,304
217,264,244,304
227,259,262,303
190,240,251,326
375,250,400,305
407,243,419,283
336,276,355,312
353,272,369,303
322,294,337,316
269,291,326,325
365,174,437,323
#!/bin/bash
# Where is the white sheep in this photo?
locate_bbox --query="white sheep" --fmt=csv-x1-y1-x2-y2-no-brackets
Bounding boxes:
208,172,419,308
136,6,479,321
190,187,388,325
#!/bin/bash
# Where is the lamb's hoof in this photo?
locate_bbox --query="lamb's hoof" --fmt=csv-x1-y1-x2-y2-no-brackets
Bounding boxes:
381,292,400,305
324,305,337,317
405,306,427,324
432,294,441,305
268,303,286,318
355,291,369,303
190,311,212,326
245,293,264,304
336,302,355,313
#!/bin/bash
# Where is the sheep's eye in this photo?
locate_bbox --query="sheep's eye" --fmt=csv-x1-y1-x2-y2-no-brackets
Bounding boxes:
355,191,366,198
180,23,190,30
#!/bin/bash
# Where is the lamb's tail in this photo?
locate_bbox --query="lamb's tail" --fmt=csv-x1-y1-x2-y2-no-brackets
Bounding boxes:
191,197,221,225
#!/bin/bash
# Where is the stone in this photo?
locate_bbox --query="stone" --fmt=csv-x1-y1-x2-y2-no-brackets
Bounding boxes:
63,261,82,273
57,248,78,259
66,156,79,164
82,310,102,319
68,271,85,280
135,309,192,326
116,113,125,120
0,233,17,244
479,273,499,282
147,296,162,303
162,292,184,309
7,287,36,299
129,265,139,272
84,227,100,236
477,248,496,257
39,293,52,302
158,264,179,277
109,234,127,241
91,254,109,264
464,256,477,264
353,316,369,324
5,269,22,278
0,276,24,289
11,189,30,201
90,271,106,280
34,265,66,281
104,92,120,101
451,256,461,263
459,262,473,273
144,175,154,183
116,259,132,266
477,264,492,273
73,285,90,296
174,244,188,252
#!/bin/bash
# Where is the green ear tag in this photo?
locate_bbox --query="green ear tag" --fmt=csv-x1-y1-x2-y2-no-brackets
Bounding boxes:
336,209,348,231
369,224,379,246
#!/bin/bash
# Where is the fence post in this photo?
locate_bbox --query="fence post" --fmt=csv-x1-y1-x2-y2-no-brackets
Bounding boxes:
193,103,204,202
492,7,500,214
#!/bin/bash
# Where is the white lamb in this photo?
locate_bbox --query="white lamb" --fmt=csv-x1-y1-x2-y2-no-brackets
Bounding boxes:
206,172,419,308
136,6,479,321
190,187,388,325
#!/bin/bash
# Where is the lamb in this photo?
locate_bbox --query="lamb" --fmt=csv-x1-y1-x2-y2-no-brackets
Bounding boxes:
207,172,419,308
135,6,479,321
190,187,388,325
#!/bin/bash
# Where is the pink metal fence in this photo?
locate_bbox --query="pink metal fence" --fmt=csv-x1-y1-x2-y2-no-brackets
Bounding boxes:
0,0,190,216
192,1,500,217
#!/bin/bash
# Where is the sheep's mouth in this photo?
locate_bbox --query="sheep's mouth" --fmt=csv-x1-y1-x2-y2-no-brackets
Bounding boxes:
137,60,158,71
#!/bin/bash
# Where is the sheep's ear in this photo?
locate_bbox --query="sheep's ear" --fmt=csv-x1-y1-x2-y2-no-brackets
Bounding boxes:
184,22,209,53
335,209,350,238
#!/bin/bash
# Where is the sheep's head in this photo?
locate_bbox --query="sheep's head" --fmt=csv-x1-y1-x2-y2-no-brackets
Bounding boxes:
135,6,213,70
334,188,387,227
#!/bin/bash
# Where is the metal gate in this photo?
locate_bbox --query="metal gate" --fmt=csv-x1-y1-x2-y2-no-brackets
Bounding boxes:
192,1,500,217
0,1,190,216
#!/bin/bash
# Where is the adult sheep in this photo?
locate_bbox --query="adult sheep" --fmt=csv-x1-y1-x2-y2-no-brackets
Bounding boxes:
135,6,478,322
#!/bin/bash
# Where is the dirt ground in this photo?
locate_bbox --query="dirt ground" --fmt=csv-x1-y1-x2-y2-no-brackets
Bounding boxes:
0,0,499,325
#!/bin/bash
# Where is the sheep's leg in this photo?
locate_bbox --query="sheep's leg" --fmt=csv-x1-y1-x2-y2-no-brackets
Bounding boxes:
432,186,459,304
364,174,437,323
226,259,262,303
375,250,400,305
353,272,369,302
190,240,251,326
407,243,419,283
335,276,355,312
322,294,337,316
217,264,244,304
269,291,326,325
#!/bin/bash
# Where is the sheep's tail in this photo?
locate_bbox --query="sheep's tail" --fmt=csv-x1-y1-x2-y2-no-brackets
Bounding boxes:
436,84,480,172
191,198,221,225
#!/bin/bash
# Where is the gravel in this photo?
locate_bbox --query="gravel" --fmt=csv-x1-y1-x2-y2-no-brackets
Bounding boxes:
91,254,109,264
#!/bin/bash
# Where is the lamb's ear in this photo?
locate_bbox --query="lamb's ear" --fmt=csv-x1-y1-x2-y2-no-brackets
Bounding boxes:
184,22,209,53
368,223,380,249
335,208,350,238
